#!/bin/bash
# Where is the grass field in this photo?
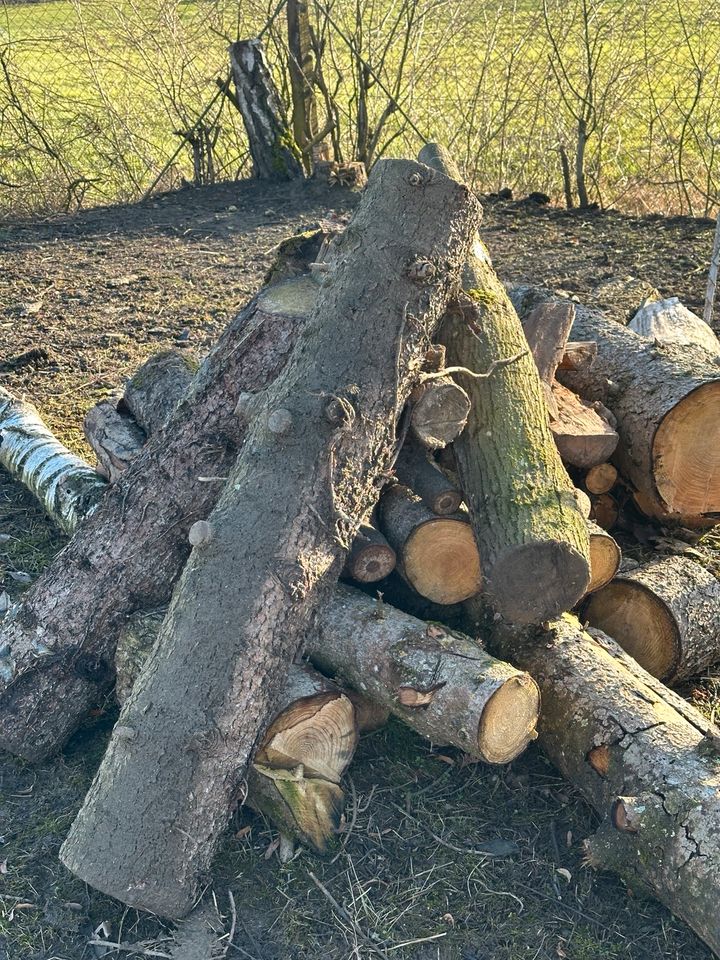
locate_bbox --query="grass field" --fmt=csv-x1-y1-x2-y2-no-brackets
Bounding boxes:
2,0,720,217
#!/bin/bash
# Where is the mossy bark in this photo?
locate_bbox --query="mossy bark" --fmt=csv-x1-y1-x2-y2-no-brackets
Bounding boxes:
418,143,590,624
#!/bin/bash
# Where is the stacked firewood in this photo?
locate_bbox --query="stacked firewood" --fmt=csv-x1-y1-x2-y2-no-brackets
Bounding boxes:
2,147,720,956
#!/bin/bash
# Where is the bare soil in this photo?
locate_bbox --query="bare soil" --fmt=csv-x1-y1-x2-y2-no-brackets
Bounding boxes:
1,179,719,960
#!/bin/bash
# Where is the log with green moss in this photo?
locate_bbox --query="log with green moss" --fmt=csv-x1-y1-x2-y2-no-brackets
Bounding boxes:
418,143,590,624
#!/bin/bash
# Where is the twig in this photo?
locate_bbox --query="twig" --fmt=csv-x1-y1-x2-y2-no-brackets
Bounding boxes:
704,210,720,328
307,870,390,960
87,940,171,958
222,889,239,958
422,350,528,382
389,801,518,858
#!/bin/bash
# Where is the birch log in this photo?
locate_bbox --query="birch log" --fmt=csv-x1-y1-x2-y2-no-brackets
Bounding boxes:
59,159,480,918
0,386,106,535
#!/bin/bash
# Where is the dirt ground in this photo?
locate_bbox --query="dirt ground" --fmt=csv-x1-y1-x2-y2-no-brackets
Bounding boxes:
1,179,720,960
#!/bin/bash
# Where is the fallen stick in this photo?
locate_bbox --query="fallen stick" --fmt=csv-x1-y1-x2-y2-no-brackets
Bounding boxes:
418,143,590,624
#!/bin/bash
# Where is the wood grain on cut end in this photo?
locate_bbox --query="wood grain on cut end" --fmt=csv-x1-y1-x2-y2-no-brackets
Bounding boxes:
344,523,396,583
585,462,618,495
404,518,481,604
653,381,720,515
586,522,621,594
583,581,679,681
477,674,540,764
489,541,590,624
410,376,471,449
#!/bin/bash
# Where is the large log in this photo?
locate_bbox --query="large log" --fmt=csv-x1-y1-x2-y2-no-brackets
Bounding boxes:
549,291,720,523
229,39,304,181
59,160,480,918
0,386,106,535
483,611,720,958
0,271,321,761
629,296,720,357
377,483,481,605
418,143,590,623
116,615,361,854
582,556,720,684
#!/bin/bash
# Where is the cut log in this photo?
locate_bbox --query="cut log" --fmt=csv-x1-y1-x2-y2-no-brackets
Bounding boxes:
343,523,396,583
0,386,106,535
83,397,146,482
122,350,196,435
308,585,540,764
0,271,321,762
419,143,590,623
408,375,470,449
59,159,480,918
482,610,720,958
521,299,575,384
394,439,463,515
229,39,304,181
629,296,720,357
585,520,621,595
549,381,619,469
547,288,720,522
584,462,618,495
558,340,597,372
582,556,720,684
589,492,618,531
116,613,359,852
378,483,481,605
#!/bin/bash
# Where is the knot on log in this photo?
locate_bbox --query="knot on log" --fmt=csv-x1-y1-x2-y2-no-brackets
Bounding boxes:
406,258,437,283
324,395,356,429
267,408,294,435
189,520,214,547
407,171,424,187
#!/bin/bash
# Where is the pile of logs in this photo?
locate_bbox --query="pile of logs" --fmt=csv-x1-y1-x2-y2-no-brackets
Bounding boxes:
3,146,720,955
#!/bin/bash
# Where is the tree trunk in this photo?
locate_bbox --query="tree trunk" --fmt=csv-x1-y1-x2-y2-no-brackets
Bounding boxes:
59,159,480,918
482,611,720,958
83,397,146,482
629,296,720,357
377,483,481,605
229,39,304,181
307,585,540,764
343,523,396,583
0,274,320,762
418,143,590,624
585,520,620,595
116,615,361,853
553,293,720,523
0,386,106,535
582,556,720,684
549,381,619,469
394,439,463,516
286,0,327,172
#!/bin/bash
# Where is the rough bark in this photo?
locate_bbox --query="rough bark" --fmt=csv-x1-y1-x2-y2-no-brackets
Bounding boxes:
0,274,319,761
83,397,146,482
59,160,480,918
0,386,106,535
545,289,720,523
550,381,619,469
585,520,621,595
582,556,720,684
418,142,590,624
229,39,304,181
343,522,396,583
629,297,720,357
123,350,196,435
483,612,720,958
558,340,597,372
307,585,540,764
377,483,481,605
394,439,463,515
